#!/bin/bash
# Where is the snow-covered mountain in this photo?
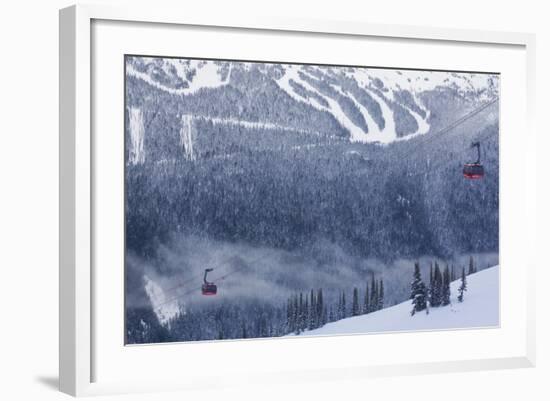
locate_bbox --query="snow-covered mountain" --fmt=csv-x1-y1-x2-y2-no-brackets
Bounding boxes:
293,266,499,336
126,56,499,146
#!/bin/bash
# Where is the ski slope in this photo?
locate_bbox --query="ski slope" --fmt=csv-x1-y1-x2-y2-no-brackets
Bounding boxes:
297,265,499,336
144,275,180,326
127,57,499,145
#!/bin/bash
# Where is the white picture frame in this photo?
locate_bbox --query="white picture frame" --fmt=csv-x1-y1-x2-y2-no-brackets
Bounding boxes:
59,3,536,397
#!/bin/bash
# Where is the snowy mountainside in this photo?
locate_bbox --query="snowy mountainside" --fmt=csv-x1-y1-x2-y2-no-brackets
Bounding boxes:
125,55,500,275
127,58,232,95
294,266,499,336
126,56,499,149
143,275,179,326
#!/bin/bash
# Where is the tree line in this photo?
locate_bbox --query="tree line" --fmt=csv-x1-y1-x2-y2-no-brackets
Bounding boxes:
286,274,385,335
411,256,475,315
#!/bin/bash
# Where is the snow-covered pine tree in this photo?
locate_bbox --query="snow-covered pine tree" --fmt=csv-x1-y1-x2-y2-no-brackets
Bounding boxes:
262,316,269,338
468,256,476,275
429,262,434,290
328,305,335,323
337,292,343,320
370,274,377,313
288,296,295,333
296,293,303,334
268,321,274,338
374,280,379,308
309,289,316,330
352,287,360,316
442,265,451,306
316,288,324,327
294,295,300,332
410,262,428,315
458,267,467,302
241,321,248,339
431,262,443,307
303,298,309,332
341,291,347,319
377,279,384,310
286,297,294,333
363,284,370,314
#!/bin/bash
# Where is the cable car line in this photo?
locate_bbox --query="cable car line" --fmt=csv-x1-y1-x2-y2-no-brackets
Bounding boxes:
388,96,499,167
153,263,250,310
371,96,498,185
157,254,245,296
401,126,495,180
153,255,265,310
162,270,206,294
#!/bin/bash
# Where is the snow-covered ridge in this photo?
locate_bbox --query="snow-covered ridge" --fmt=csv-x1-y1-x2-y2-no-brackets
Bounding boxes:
277,66,372,142
127,59,231,95
126,57,498,145
349,68,498,101
293,265,499,336
275,65,437,144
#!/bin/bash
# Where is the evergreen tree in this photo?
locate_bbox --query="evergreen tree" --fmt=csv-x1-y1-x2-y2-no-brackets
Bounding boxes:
468,256,476,275
295,294,302,334
374,281,379,308
293,295,299,332
431,262,443,307
286,297,293,333
377,279,384,310
458,267,467,302
442,266,451,306
303,298,309,331
410,262,428,315
317,288,325,326
370,274,377,313
429,262,434,291
241,321,248,339
352,287,360,316
341,291,347,319
337,292,343,320
309,289,316,330
363,284,370,314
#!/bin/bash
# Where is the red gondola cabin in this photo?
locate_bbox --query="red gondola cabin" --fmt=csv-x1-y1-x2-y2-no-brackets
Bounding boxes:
463,142,484,179
201,283,217,295
463,163,484,179
201,268,217,295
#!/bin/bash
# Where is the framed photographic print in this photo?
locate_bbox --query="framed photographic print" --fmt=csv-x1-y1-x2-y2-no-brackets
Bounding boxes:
59,4,536,396
124,54,500,344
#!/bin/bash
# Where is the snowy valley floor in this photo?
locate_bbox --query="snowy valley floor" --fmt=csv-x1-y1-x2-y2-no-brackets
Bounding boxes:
293,265,499,336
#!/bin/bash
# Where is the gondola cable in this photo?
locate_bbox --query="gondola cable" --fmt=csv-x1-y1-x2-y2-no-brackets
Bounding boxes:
153,254,265,310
